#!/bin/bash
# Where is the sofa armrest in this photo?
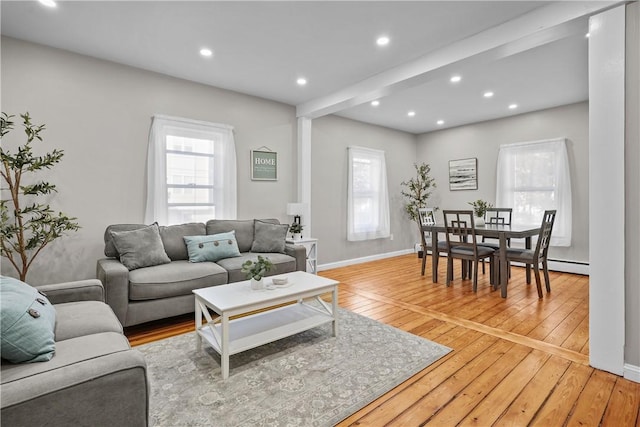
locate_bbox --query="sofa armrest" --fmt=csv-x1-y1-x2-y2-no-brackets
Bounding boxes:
284,244,307,272
35,279,104,304
96,258,130,326
1,345,148,427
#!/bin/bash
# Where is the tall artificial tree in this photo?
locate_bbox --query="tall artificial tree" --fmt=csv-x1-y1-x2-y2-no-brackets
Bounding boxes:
0,112,80,281
400,162,437,236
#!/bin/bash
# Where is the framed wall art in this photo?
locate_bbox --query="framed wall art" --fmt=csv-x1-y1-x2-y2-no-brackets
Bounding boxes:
449,157,477,191
251,148,277,181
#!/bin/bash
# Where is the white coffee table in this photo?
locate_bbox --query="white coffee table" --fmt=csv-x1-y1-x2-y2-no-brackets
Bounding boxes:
193,270,339,379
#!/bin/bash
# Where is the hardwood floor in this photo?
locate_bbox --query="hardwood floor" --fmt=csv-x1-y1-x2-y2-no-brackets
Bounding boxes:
125,254,640,426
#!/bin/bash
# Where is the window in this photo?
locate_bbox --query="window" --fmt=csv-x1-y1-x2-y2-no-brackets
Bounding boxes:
347,146,390,241
496,138,572,246
145,115,236,225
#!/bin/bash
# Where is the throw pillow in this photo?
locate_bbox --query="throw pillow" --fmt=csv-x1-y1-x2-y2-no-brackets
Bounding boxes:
184,231,241,263
0,276,56,363
109,223,171,271
251,220,288,253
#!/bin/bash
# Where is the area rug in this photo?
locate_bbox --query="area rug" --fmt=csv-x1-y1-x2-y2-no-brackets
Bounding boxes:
137,307,451,427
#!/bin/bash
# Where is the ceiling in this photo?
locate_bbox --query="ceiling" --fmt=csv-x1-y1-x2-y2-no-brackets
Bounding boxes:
1,1,605,134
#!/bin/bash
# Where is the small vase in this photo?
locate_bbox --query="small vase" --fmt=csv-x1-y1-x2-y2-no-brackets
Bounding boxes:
292,233,302,241
250,278,263,290
475,217,485,227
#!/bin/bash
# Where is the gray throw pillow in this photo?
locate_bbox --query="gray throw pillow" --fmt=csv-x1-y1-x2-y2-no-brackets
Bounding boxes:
109,223,171,270
251,220,288,253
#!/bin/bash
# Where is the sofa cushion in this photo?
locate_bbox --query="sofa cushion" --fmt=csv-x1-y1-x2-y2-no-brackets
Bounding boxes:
206,218,281,253
128,260,228,300
159,222,206,261
184,231,241,263
109,223,171,271
103,224,146,257
0,276,56,364
251,220,288,253
216,253,297,283
53,301,123,341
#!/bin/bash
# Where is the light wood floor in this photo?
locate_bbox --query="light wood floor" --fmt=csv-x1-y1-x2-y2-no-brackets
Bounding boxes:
125,254,640,426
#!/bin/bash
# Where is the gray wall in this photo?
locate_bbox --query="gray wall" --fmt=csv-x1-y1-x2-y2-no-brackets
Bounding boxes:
415,102,589,264
310,115,418,266
1,37,298,284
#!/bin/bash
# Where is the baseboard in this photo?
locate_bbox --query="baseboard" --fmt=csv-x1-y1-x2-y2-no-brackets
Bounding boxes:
624,363,640,383
318,249,413,271
318,248,589,276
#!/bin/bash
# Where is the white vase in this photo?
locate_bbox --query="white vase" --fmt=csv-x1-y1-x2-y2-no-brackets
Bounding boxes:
475,216,485,227
292,233,302,241
250,278,263,290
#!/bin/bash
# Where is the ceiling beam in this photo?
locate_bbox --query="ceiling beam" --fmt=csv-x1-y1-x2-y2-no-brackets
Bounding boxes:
296,1,621,119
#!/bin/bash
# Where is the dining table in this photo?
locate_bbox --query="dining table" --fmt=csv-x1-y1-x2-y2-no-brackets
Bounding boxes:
422,223,541,298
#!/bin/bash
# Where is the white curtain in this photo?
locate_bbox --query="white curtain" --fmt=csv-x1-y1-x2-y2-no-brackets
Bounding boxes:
347,146,390,241
496,137,572,246
144,115,236,225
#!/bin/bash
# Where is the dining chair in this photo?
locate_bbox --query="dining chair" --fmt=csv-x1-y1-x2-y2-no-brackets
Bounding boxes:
478,207,513,274
418,207,448,276
442,210,496,291
504,210,557,298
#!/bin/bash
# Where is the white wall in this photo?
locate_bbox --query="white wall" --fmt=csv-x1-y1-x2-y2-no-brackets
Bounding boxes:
1,37,298,284
416,102,589,265
310,115,418,266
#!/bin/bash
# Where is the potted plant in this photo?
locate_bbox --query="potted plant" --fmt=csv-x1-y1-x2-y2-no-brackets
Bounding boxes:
468,199,493,226
241,255,273,290
288,222,303,240
400,163,436,258
0,112,80,281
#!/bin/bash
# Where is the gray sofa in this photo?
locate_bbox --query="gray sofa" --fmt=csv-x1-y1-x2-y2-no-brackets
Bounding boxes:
97,219,306,327
1,279,148,427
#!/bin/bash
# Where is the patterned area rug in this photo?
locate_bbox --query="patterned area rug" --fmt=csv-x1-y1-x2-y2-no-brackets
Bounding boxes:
138,307,451,427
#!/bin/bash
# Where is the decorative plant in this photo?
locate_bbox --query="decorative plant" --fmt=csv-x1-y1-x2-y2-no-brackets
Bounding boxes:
241,255,273,281
400,162,437,235
0,112,80,281
288,223,303,234
468,199,493,218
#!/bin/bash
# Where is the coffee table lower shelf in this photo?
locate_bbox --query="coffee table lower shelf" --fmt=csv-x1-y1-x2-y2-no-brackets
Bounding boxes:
196,302,335,372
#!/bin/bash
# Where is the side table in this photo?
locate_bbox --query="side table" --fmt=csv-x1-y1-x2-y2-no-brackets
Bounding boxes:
286,237,318,274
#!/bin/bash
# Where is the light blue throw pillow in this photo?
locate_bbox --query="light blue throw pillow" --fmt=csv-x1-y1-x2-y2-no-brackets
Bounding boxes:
184,231,241,263
1,276,56,363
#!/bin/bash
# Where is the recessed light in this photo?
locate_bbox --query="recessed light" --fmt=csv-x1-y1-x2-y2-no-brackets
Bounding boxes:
508,104,518,110
483,91,494,98
296,77,307,86
407,111,416,117
437,120,445,125
376,36,390,46
371,100,380,107
199,48,213,57
39,0,56,7
450,75,461,83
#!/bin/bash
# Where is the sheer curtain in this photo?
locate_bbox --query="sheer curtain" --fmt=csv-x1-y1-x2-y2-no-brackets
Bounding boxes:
144,115,236,225
347,146,390,241
496,137,572,246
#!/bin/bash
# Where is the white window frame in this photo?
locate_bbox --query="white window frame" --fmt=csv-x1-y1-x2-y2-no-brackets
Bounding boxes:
496,137,572,246
347,146,390,241
144,115,236,225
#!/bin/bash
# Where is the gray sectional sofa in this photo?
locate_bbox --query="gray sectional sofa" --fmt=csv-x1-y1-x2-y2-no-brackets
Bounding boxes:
0,278,148,427
97,219,306,327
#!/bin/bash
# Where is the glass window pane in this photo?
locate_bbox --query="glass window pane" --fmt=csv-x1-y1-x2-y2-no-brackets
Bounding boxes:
166,153,213,186
167,187,213,204
168,206,216,225
166,135,214,154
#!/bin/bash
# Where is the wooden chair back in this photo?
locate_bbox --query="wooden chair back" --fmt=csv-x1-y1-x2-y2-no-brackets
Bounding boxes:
418,207,436,226
443,210,478,250
534,210,557,260
485,207,512,225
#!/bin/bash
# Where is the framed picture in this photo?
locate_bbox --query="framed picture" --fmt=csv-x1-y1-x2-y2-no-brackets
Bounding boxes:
449,158,477,190
251,149,277,181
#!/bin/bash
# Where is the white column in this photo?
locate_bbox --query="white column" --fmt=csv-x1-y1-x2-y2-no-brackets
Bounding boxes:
588,5,626,376
297,117,312,232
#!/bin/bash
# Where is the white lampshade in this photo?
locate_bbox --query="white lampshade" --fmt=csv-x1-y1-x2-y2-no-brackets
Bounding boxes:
286,203,306,216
